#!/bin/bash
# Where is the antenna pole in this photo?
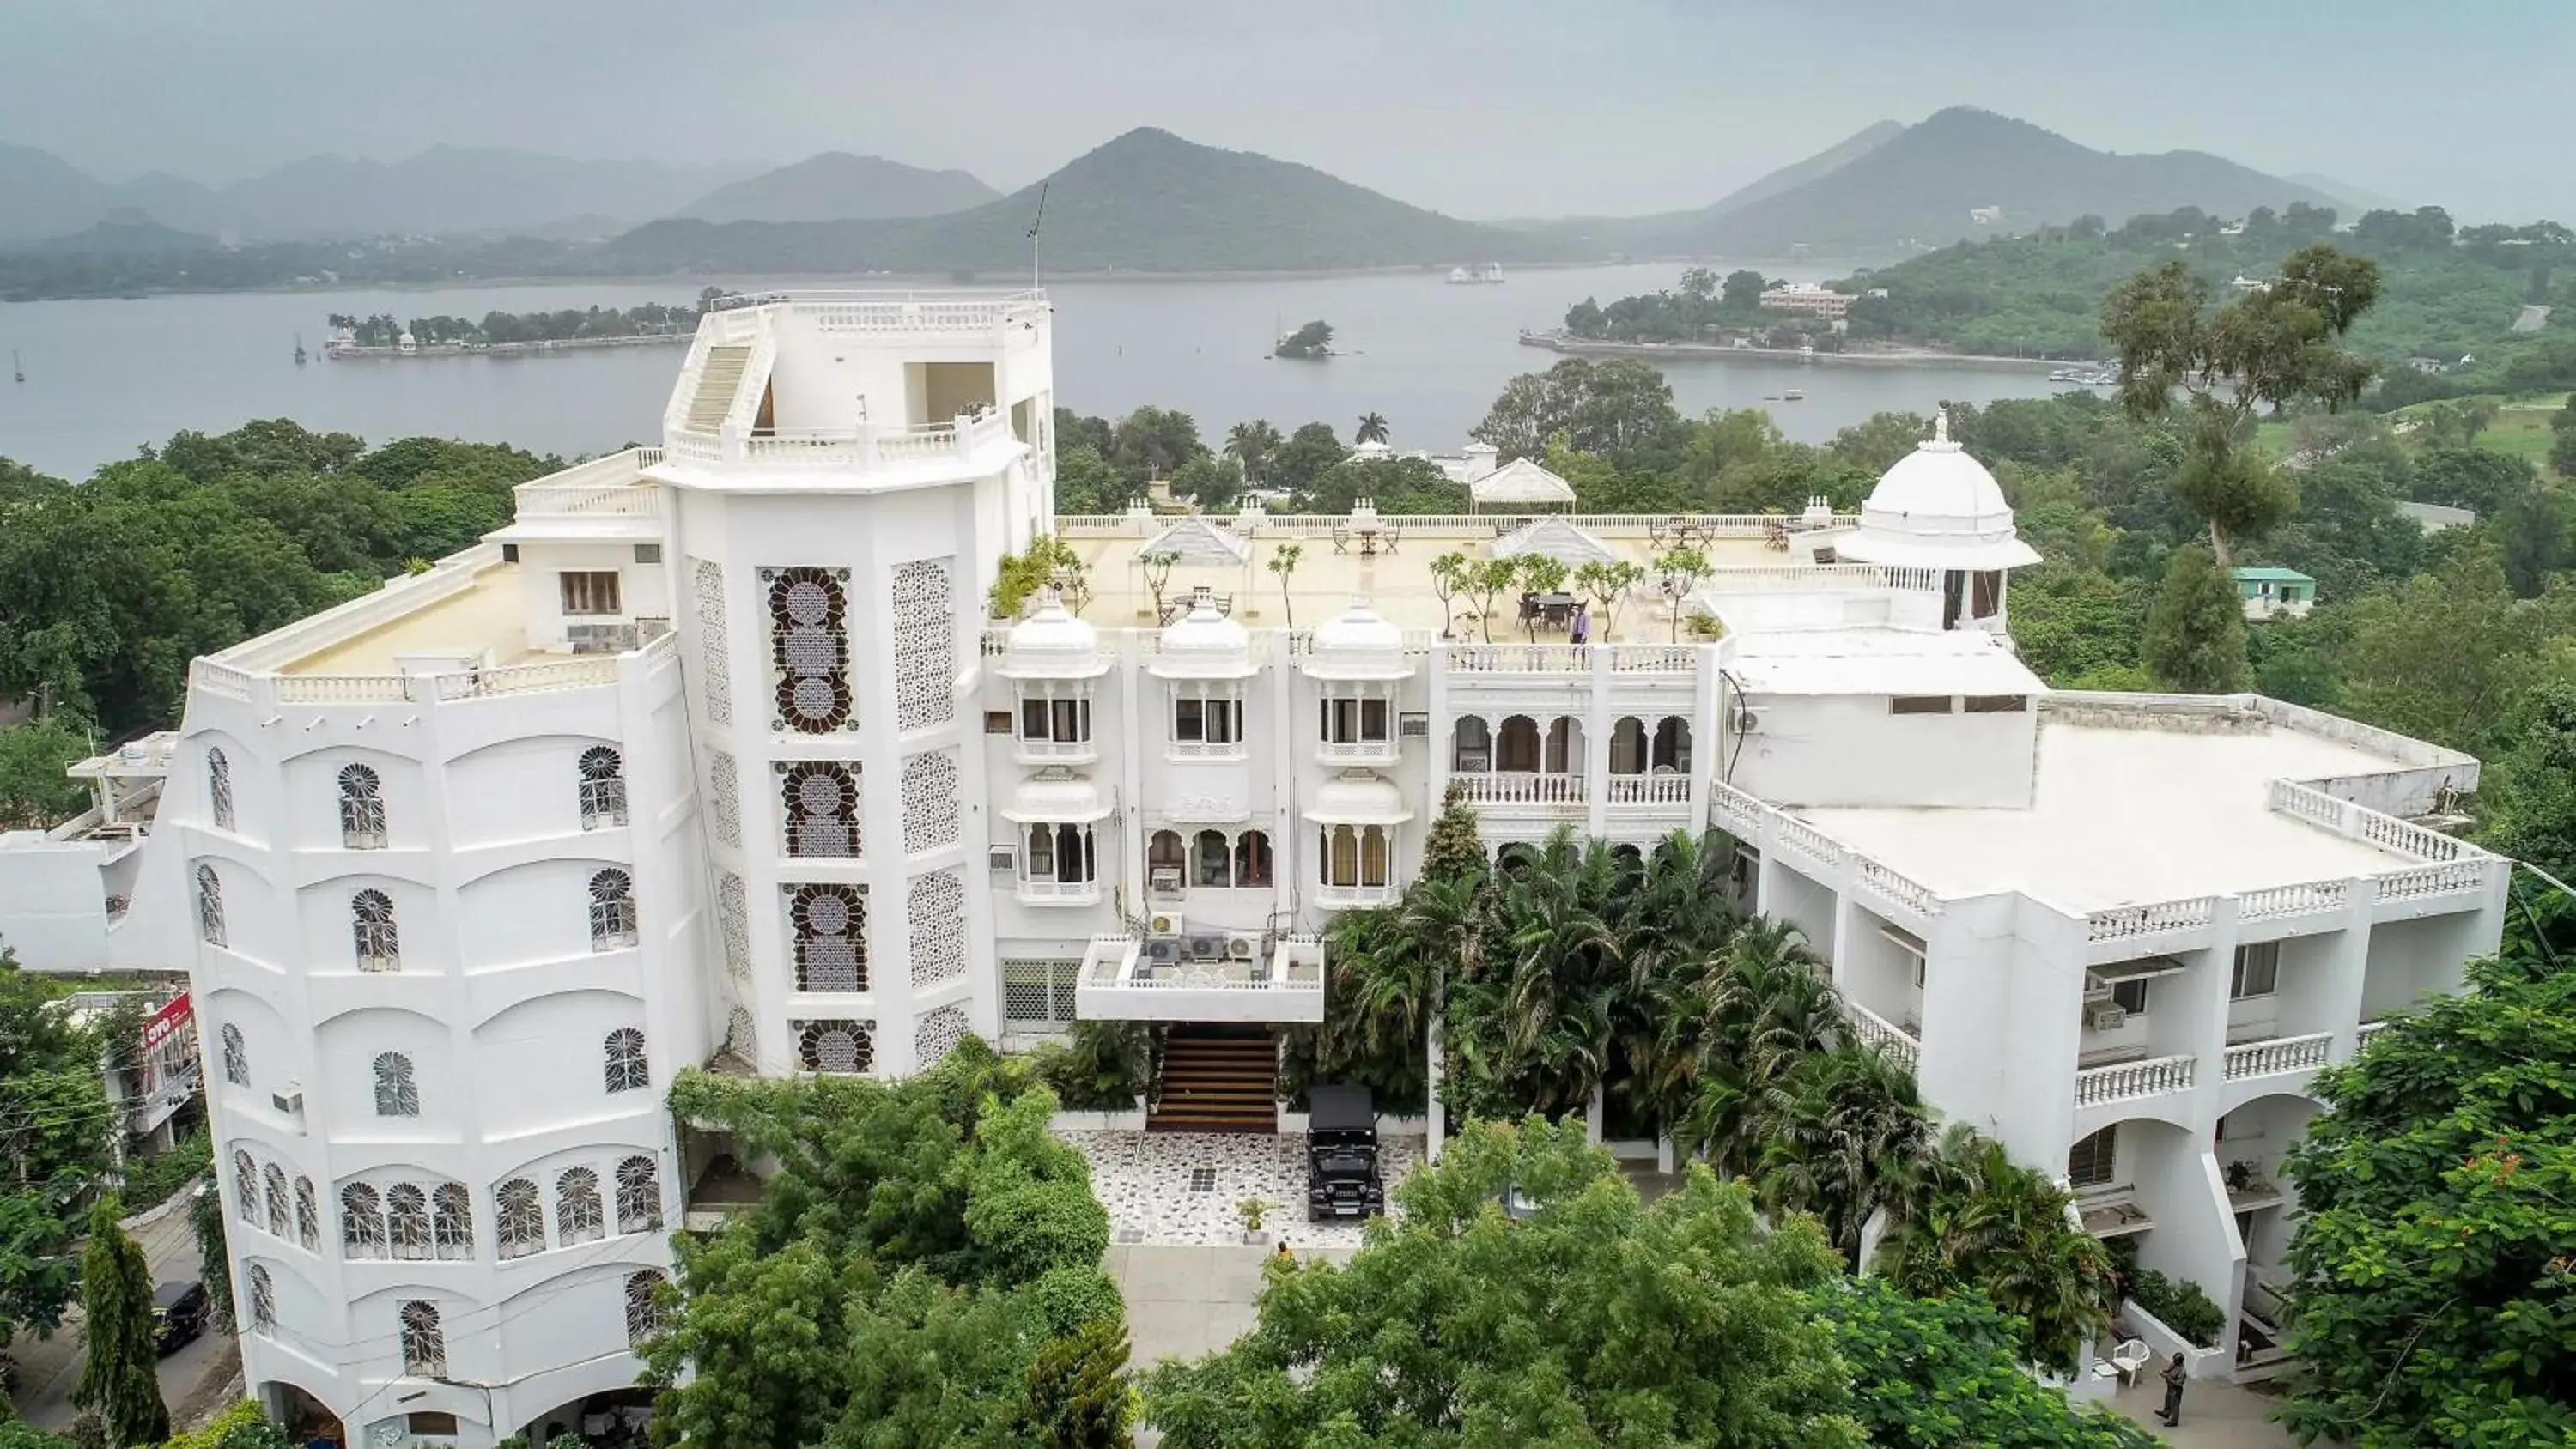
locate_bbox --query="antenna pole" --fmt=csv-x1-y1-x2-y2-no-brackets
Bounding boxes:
1026,182,1050,294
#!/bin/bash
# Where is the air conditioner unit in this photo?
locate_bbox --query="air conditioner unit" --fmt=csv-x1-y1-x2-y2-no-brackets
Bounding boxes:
1143,936,1182,964
986,846,1015,873
1226,933,1259,961
1731,706,1765,735
1188,933,1228,961
271,1089,305,1115
2086,1003,2128,1032
1147,910,1186,937
1149,868,1183,895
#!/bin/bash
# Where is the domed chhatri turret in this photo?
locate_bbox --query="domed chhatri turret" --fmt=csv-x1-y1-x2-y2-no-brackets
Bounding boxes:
1304,597,1413,681
1838,409,2042,572
999,590,1108,679
1149,587,1255,679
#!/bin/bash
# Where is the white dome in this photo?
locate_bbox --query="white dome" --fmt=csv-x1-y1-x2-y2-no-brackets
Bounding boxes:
999,592,1108,678
1308,770,1412,824
1150,591,1255,679
1839,412,2041,570
1305,597,1413,681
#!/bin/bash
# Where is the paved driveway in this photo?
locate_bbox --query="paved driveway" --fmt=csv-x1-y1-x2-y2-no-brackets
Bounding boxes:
1060,1130,1420,1249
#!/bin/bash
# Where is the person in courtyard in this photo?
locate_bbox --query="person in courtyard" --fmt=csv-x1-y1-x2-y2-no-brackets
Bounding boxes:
2158,1351,2188,1427
1569,604,1591,645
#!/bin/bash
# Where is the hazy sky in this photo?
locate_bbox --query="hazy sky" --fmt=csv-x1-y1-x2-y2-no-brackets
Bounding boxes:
3,0,2567,221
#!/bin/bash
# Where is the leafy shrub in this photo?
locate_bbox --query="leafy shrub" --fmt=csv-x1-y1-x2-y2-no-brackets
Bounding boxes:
118,1130,210,1215
152,1400,291,1449
2129,1269,2225,1348
1032,1022,1152,1112
1030,1264,1126,1337
967,1176,1111,1287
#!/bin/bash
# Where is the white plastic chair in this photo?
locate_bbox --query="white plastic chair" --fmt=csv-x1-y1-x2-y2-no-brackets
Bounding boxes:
2109,1337,2152,1387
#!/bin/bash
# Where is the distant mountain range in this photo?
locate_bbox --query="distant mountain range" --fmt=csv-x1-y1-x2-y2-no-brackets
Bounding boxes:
1579,108,2345,257
0,143,761,242
603,127,1575,276
674,153,999,223
0,112,2405,287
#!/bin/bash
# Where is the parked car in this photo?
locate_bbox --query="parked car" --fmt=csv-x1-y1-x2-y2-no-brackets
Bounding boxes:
153,1280,210,1355
1304,1085,1385,1222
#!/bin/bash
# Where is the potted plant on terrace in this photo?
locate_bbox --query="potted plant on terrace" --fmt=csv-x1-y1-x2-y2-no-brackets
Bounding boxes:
1236,1197,1275,1246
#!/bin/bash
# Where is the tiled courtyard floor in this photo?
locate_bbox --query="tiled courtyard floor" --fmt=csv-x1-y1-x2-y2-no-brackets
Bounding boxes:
1059,1129,1422,1247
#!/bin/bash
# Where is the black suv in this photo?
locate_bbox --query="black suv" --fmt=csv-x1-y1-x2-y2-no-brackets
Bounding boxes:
1304,1085,1386,1222
153,1280,210,1355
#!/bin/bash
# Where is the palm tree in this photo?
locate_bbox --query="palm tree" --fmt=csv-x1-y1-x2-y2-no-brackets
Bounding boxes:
1481,831,1622,1117
1355,411,1391,445
1223,420,1282,484
1874,1124,2118,1371
1749,1040,1929,1263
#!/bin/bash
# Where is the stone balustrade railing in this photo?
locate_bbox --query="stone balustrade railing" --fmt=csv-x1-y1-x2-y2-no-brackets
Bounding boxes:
2222,1032,2331,1081
1842,1000,1920,1073
2075,1052,2196,1106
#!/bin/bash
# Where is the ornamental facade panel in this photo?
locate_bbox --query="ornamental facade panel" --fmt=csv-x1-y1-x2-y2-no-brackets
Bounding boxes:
708,751,742,850
716,872,751,987
692,558,733,726
901,749,960,856
778,761,861,858
890,556,957,733
913,1003,967,1068
906,869,967,990
762,566,855,734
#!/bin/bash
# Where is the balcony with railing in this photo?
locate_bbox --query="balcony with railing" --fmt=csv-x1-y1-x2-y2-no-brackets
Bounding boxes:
2075,1052,2196,1107
2222,1031,2331,1082
661,409,1022,472
1315,882,1401,910
1449,771,1587,814
1842,1000,1920,1073
1014,737,1099,767
1317,737,1401,767
1073,933,1326,1024
1605,772,1692,811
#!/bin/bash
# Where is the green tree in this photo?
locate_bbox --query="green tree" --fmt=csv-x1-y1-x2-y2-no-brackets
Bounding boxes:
1353,411,1389,446
1018,1316,1134,1449
1417,783,1487,888
1815,1279,2156,1448
2549,395,2576,478
0,1191,76,1349
1220,420,1283,486
2481,682,2576,887
191,1168,232,1327
1267,543,1303,629
1109,406,1207,478
1273,321,1335,360
2336,551,2575,751
1827,411,1932,476
1723,269,1768,309
2275,910,2576,1448
73,1199,167,1448
0,713,92,830
1751,1042,1929,1265
1873,1126,2119,1373
2142,543,2250,692
1267,423,1348,500
1141,1118,1865,1448
1472,358,1680,460
2103,244,2382,562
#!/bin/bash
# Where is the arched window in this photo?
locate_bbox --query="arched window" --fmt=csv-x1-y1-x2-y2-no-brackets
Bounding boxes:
797,1020,873,1074
588,870,637,950
1544,718,1578,774
1496,716,1541,773
1362,827,1391,888
247,1264,275,1337
578,746,629,830
351,889,399,972
295,1177,318,1252
207,748,234,832
556,1167,604,1246
603,1028,649,1094
780,761,859,858
398,1300,445,1378
1234,830,1273,888
373,1052,419,1117
196,864,225,948
1652,717,1692,773
615,1155,661,1234
221,1023,249,1087
432,1183,471,1259
625,1269,667,1347
495,1179,544,1259
264,1164,289,1237
1146,829,1185,889
341,1184,386,1258
1452,717,1492,772
1608,717,1648,775
789,884,866,992
233,1149,258,1224
338,764,386,849
1194,829,1231,888
386,1184,431,1260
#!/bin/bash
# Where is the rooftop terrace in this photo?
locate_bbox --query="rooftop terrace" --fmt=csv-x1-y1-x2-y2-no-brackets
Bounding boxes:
1784,696,2487,920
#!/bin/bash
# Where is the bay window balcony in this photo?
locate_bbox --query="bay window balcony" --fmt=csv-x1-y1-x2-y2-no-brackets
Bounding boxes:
1316,688,1400,766
1003,773,1109,907
1014,686,1096,765
1169,686,1246,761
1309,770,1409,909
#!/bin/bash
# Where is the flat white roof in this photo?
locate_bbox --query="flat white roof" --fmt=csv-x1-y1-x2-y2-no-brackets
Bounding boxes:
1728,627,2043,696
1796,718,2421,912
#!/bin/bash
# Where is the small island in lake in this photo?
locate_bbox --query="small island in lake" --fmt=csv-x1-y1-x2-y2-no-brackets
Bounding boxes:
325,290,736,359
1273,319,1336,359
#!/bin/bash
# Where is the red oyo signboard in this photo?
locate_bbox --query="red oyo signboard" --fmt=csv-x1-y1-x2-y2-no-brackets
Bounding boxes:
140,991,194,1053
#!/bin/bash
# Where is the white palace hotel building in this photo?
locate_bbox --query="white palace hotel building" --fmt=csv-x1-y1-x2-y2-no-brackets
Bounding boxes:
2,290,2510,1443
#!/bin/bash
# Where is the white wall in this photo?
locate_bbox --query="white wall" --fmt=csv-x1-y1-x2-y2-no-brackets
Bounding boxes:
1732,694,2036,808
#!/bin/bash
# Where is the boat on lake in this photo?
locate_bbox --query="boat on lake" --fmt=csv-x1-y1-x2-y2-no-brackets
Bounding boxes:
1446,263,1505,285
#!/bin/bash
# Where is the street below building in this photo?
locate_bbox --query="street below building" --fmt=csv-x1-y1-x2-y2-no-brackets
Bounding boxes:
12,1195,235,1435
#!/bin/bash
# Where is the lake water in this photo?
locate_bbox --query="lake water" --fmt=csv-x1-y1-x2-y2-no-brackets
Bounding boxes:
0,263,2077,481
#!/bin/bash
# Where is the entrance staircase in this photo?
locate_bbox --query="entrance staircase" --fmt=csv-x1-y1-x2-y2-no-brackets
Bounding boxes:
684,344,750,430
1150,1026,1277,1133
